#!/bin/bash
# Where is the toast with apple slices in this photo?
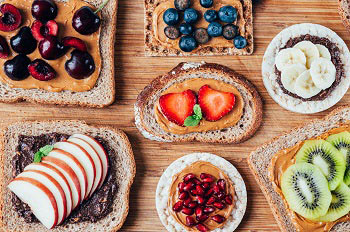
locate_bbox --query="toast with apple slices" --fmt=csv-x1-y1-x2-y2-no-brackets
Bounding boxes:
1,120,135,232
135,62,263,143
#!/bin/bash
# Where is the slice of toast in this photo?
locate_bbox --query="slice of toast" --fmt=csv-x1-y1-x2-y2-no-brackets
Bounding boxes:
248,106,350,232
0,0,117,108
339,0,350,33
134,62,263,144
0,120,136,232
144,0,254,56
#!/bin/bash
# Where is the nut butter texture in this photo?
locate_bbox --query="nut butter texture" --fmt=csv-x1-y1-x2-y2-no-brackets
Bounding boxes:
0,0,102,92
168,161,235,231
155,78,244,134
153,0,246,52
269,125,350,232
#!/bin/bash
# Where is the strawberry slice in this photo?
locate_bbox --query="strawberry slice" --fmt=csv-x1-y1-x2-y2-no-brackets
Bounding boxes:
159,90,196,126
198,85,235,121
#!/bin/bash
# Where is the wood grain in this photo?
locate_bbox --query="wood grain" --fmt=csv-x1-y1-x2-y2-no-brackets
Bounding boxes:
1,0,350,231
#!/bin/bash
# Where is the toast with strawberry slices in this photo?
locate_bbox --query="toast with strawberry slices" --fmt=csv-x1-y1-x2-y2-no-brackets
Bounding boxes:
134,62,263,144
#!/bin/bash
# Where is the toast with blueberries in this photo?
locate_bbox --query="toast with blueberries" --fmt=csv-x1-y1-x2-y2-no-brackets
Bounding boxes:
144,0,253,56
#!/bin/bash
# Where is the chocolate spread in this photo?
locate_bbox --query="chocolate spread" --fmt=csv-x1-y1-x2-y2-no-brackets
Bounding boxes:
11,133,118,225
274,34,343,101
269,125,350,232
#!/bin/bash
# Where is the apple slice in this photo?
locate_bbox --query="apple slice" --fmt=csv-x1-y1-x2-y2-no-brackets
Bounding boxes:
68,137,103,196
24,163,73,216
8,178,58,229
16,170,67,225
71,134,108,188
43,149,87,206
54,141,96,198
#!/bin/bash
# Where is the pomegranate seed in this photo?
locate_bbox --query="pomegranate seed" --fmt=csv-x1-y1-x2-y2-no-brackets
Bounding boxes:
217,179,226,191
201,182,210,189
206,196,216,205
212,215,226,223
179,192,189,200
182,207,194,215
213,184,221,194
184,173,196,182
203,206,215,214
196,223,208,232
213,202,225,210
195,206,204,217
217,192,225,200
225,194,233,205
205,187,214,197
173,201,183,212
196,185,205,195
197,195,206,205
196,214,209,222
184,182,195,191
186,216,196,226
178,182,185,192
183,198,191,207
200,173,214,179
193,178,201,185
188,201,198,209
202,177,215,183
191,189,198,196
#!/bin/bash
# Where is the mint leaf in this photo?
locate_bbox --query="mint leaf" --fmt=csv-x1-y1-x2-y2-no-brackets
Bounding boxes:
193,104,202,119
34,145,53,163
184,116,200,127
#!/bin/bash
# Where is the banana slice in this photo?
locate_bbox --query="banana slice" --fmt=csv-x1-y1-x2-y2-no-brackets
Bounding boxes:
310,57,336,90
316,44,331,60
295,70,321,98
281,63,307,94
294,41,320,69
275,48,306,71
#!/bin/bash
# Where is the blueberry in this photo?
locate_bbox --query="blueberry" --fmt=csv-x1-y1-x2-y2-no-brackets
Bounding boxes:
184,8,199,24
234,36,247,49
179,23,194,35
164,26,180,40
222,24,238,40
207,22,223,37
218,5,237,23
179,35,197,52
163,8,179,25
204,10,217,23
174,0,191,11
194,28,210,44
200,0,213,8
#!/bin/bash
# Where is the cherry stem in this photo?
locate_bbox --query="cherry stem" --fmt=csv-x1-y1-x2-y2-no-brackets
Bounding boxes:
94,0,111,14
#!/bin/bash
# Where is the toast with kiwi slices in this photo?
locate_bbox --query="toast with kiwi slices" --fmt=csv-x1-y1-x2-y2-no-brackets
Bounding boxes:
248,106,350,232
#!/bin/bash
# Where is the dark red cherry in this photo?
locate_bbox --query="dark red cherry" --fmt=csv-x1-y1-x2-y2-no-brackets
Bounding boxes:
72,6,101,35
62,36,87,52
31,0,57,22
39,35,67,60
0,35,10,58
4,54,30,81
31,20,58,41
0,4,21,32
28,59,56,81
65,49,95,79
10,27,37,55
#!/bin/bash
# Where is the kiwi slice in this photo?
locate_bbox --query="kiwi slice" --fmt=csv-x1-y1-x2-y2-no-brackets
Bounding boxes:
316,182,350,222
327,131,350,185
296,140,346,190
281,163,331,219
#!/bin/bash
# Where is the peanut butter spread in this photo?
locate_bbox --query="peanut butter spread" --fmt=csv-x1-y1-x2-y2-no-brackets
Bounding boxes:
168,161,235,231
155,78,244,134
153,0,246,52
269,125,350,232
0,0,101,92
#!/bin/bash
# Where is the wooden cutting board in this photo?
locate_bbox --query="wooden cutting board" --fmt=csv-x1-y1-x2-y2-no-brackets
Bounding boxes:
1,0,349,231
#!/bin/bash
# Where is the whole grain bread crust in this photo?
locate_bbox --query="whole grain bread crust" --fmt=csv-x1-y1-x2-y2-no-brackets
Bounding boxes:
0,0,117,108
248,106,350,232
0,120,136,232
135,62,263,144
144,0,254,56
339,0,350,32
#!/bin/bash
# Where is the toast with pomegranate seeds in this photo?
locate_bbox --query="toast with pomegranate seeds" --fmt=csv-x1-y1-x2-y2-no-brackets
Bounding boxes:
0,0,117,108
134,62,263,144
0,120,136,231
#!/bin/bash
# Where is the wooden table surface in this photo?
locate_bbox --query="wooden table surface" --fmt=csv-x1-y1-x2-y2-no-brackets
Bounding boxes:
1,0,349,231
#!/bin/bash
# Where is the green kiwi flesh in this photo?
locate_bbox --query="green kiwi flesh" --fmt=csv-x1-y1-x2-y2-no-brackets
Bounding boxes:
327,131,350,185
281,163,332,220
316,182,350,222
296,140,346,191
